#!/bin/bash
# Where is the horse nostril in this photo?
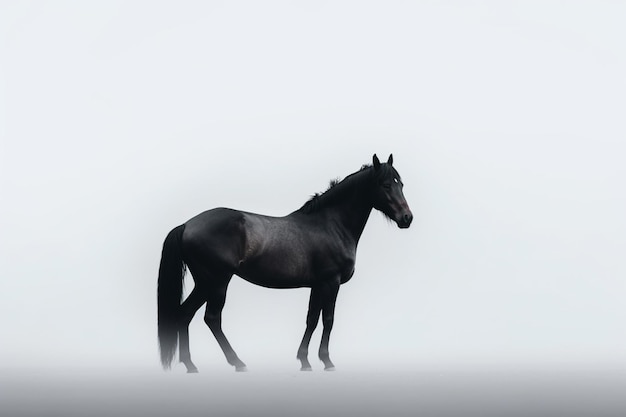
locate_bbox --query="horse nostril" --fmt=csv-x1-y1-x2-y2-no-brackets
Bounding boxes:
402,213,413,226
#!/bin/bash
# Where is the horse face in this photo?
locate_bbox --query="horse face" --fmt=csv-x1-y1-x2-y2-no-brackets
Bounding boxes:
372,154,413,229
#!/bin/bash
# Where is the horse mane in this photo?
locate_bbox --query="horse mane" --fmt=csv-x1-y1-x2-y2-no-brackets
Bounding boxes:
298,164,373,214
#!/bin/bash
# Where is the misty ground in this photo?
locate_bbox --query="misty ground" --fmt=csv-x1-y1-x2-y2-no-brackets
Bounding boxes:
2,366,625,417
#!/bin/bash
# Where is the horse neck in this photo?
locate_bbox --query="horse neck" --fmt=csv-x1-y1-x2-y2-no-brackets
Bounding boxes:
324,183,374,244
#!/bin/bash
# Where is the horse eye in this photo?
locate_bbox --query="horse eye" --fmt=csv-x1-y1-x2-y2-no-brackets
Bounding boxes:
393,178,399,183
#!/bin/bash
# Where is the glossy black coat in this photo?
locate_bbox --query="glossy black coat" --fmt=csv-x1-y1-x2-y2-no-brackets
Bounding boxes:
157,154,412,372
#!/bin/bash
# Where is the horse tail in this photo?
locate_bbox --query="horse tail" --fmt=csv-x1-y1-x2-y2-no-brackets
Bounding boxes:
157,224,186,369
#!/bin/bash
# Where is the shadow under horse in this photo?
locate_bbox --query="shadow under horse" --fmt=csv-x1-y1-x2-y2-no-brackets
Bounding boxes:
157,154,413,372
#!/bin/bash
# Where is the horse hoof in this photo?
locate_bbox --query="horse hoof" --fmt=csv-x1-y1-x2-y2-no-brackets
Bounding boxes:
300,366,312,372
236,366,248,372
187,368,199,374
324,366,336,372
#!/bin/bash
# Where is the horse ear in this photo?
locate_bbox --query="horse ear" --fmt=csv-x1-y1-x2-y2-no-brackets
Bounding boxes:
387,154,393,166
373,154,381,170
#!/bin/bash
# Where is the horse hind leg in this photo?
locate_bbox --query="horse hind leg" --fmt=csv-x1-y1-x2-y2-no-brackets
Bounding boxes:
178,287,206,373
204,280,247,372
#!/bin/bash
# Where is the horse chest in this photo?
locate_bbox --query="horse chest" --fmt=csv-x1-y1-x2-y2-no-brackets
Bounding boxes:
311,241,356,283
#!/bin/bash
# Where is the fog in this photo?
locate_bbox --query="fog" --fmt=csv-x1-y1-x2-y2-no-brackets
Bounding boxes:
1,1,625,414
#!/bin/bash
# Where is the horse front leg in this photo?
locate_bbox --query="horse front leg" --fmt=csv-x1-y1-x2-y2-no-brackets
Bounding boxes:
318,279,340,371
296,278,340,371
297,288,322,371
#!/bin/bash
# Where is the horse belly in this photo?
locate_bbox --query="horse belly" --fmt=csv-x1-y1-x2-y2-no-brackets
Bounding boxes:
236,253,312,289
236,214,315,288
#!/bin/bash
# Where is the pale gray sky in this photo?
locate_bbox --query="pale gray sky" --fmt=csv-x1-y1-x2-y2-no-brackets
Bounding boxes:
1,1,625,372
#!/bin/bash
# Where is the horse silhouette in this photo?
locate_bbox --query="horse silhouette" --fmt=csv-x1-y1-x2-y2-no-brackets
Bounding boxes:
157,154,413,372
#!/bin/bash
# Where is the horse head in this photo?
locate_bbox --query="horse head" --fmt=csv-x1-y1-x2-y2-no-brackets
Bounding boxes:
371,154,413,229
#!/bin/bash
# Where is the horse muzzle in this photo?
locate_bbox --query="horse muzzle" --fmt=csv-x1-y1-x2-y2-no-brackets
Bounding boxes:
397,211,413,229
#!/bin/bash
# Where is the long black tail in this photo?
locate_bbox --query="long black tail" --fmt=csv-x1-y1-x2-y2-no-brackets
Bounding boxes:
157,224,186,369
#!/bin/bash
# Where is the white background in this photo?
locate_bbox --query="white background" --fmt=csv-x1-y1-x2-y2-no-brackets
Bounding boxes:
1,1,625,374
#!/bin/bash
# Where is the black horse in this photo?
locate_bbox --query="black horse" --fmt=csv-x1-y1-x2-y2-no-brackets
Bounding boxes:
157,154,413,372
